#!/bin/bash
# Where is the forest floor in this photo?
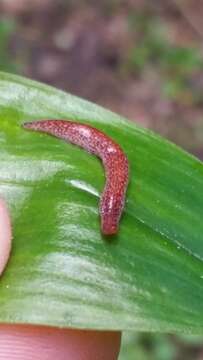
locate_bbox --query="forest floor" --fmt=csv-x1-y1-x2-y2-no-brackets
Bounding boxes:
1,1,203,158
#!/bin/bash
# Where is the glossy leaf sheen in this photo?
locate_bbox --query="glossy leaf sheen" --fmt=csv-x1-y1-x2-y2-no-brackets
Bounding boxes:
0,72,203,334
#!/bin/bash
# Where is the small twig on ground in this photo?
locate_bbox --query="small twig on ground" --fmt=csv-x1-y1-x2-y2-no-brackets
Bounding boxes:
172,0,203,40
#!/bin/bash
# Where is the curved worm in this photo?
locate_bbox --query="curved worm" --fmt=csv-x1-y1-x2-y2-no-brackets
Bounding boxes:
23,120,129,235
0,200,12,276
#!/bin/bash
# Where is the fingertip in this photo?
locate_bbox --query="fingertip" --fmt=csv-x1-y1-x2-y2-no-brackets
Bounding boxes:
0,199,12,276
0,324,121,360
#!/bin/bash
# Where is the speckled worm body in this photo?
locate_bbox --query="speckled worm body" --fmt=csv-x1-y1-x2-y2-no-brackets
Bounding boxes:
23,120,129,235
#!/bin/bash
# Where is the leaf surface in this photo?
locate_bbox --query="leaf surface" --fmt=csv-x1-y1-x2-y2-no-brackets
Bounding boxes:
0,72,203,333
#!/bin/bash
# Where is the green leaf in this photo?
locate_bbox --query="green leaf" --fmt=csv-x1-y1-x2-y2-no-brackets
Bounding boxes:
0,72,203,333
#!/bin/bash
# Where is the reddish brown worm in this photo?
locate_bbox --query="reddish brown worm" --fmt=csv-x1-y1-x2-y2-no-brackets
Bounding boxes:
23,120,129,235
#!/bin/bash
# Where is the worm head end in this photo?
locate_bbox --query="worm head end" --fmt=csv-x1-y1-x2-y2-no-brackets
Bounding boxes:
22,121,38,130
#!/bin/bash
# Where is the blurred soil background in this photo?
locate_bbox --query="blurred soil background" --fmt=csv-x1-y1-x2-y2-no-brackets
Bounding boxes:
0,0,203,359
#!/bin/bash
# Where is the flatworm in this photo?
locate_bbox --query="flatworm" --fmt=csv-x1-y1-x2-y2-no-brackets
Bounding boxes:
23,120,129,235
